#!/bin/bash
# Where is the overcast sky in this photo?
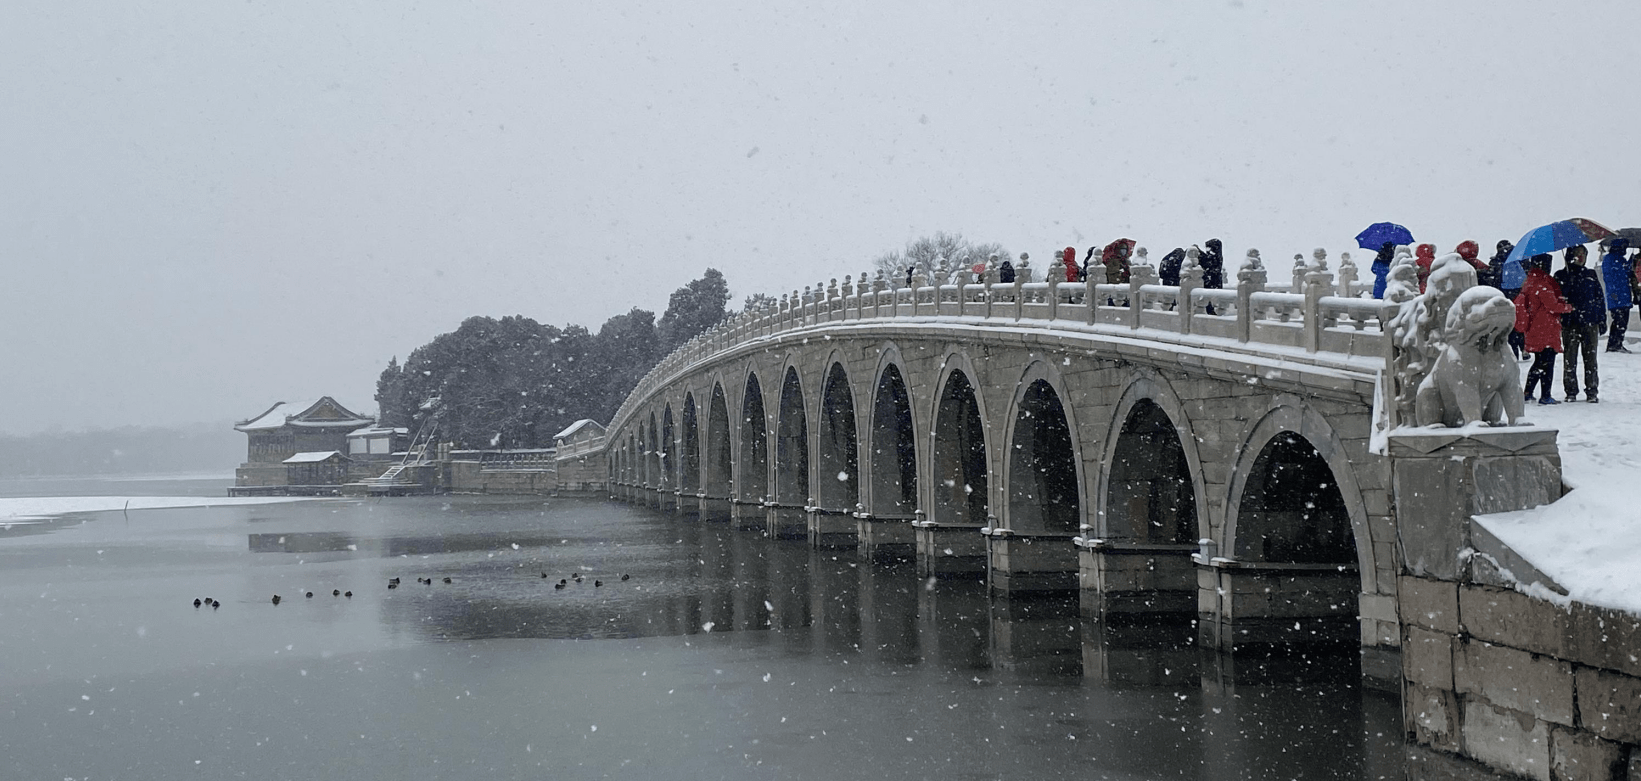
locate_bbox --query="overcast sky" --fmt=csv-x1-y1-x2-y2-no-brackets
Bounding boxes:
3,1,1637,434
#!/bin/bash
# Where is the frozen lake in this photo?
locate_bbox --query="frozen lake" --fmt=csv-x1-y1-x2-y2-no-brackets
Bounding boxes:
0,480,1402,779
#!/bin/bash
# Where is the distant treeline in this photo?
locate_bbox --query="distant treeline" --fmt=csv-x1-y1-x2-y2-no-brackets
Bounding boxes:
375,268,732,450
0,423,243,478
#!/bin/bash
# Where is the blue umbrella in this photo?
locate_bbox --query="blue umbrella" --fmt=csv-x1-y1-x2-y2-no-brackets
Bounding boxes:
1355,222,1414,250
1503,218,1615,266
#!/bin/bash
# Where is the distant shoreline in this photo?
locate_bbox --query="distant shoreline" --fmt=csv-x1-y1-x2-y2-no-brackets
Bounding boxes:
0,471,235,483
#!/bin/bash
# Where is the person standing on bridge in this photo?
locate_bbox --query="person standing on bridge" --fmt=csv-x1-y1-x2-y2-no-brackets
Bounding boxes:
1159,247,1186,287
1370,241,1395,299
1081,246,1097,283
1517,253,1574,405
1492,240,1524,359
1454,241,1489,275
1062,247,1080,283
1554,245,1604,402
998,258,1016,284
1102,239,1135,284
1601,238,1633,353
1414,243,1438,293
1200,239,1225,290
1199,238,1225,314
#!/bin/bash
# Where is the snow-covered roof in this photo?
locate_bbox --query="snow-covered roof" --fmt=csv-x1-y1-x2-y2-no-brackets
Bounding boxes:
282,451,343,464
236,397,372,432
554,419,606,441
346,425,409,439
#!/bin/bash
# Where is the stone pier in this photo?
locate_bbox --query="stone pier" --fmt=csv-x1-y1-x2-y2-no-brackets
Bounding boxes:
1075,539,1196,618
856,514,915,563
807,508,857,549
765,504,807,540
730,500,766,532
986,531,1079,595
913,522,987,577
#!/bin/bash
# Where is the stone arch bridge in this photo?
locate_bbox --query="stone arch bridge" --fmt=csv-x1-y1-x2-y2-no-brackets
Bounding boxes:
601,260,1551,664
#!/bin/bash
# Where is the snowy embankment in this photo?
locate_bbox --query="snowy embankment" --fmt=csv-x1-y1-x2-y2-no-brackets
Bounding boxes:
0,496,308,525
1474,342,1641,614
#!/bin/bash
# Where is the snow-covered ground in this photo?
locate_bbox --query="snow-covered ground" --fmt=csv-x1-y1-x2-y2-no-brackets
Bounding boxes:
1476,342,1641,614
0,495,308,525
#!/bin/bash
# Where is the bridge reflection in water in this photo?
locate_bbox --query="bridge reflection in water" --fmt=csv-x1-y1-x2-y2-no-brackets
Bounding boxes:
573,509,1401,777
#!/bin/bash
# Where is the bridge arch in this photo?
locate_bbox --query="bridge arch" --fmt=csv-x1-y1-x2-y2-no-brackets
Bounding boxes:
1223,400,1372,583
774,365,810,507
738,369,770,503
1096,370,1207,544
660,404,675,494
816,360,860,514
866,344,919,519
646,413,660,491
680,392,701,496
704,380,734,503
1202,399,1376,649
929,354,992,526
1001,360,1083,535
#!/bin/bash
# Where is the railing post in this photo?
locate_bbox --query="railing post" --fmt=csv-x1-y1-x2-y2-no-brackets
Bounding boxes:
983,264,996,319
955,267,970,317
1178,260,1201,335
872,271,887,318
1129,264,1155,330
1046,258,1061,321
1085,267,1098,324
911,269,927,316
1302,252,1334,353
1337,251,1358,298
1236,249,1267,343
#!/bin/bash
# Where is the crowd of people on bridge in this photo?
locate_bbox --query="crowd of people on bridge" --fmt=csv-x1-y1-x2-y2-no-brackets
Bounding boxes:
909,232,1638,406
1366,236,1639,405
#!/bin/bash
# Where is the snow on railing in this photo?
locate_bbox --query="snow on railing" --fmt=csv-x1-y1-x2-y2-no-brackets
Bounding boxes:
608,257,1392,434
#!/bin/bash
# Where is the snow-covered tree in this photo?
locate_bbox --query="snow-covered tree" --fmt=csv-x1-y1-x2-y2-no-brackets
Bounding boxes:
871,232,1012,279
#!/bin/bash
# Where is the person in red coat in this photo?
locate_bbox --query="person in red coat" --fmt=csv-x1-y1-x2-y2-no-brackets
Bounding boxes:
1515,253,1575,404
1414,243,1439,293
1062,246,1080,282
1454,241,1489,273
1102,239,1135,284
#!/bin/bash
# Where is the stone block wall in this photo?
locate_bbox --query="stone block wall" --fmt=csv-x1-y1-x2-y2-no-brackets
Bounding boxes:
445,461,555,495
555,452,608,493
1401,575,1641,780
234,463,287,487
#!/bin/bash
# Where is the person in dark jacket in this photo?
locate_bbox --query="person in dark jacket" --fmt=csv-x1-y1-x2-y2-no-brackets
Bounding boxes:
1159,247,1186,287
1517,253,1573,404
1081,246,1097,283
905,266,916,287
1370,242,1395,299
1601,238,1633,353
998,259,1015,284
1492,240,1523,358
1554,246,1604,402
1200,238,1225,314
1200,239,1225,289
1472,241,1500,289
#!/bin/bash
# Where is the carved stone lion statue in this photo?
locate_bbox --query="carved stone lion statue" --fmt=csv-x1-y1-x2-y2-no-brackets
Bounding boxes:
1413,286,1523,427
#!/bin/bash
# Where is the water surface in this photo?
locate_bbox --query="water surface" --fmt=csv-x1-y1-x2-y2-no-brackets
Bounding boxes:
0,489,1402,779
